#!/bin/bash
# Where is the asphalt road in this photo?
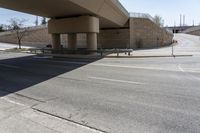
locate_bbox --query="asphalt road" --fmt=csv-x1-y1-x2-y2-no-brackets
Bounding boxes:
0,34,200,133
133,33,200,56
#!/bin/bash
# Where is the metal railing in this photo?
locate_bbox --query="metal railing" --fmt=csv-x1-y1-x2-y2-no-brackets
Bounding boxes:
112,0,129,16
29,48,133,57
130,12,155,22
130,12,173,35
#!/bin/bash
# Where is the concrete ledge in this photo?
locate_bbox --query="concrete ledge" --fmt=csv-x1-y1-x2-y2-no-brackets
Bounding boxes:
106,55,193,58
33,53,193,59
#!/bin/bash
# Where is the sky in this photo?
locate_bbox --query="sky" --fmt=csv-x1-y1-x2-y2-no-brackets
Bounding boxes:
0,0,200,27
119,0,200,26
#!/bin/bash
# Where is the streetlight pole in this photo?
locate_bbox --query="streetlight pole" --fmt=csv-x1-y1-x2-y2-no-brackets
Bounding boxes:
35,16,38,26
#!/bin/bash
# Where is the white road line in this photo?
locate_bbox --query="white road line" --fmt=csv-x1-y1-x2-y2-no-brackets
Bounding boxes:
36,59,200,74
0,97,26,107
178,65,185,72
35,59,173,72
93,63,200,74
0,63,20,69
33,56,52,59
89,76,145,85
93,63,171,71
36,59,159,71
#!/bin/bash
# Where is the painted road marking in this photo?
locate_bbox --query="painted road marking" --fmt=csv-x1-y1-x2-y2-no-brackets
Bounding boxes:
178,65,185,72
89,76,145,85
36,59,173,72
36,59,200,74
33,56,53,59
0,63,20,69
0,97,26,107
93,63,200,74
93,63,179,73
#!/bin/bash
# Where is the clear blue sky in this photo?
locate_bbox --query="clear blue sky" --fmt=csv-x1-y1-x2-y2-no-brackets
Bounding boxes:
0,0,200,26
119,0,200,26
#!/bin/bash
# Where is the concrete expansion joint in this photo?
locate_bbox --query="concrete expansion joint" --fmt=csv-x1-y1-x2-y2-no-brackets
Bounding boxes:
14,92,45,103
1,91,107,132
32,108,108,133
0,89,45,103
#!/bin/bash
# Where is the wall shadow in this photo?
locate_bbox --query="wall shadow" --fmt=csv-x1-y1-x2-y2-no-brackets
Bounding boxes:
0,54,101,97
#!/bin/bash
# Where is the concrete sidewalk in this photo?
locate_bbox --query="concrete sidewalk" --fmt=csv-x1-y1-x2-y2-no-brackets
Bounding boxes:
0,90,102,133
0,42,34,51
33,50,193,60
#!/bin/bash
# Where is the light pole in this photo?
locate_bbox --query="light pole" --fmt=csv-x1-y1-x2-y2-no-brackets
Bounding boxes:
171,43,175,57
35,16,38,26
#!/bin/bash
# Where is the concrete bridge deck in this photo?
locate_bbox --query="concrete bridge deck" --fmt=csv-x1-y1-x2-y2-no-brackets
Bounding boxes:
0,0,129,28
0,0,130,50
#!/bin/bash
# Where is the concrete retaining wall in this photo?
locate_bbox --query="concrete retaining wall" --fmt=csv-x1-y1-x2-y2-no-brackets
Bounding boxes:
0,26,87,48
98,28,130,49
0,26,130,49
130,18,173,49
183,29,200,36
0,18,173,49
187,30,200,36
183,26,200,36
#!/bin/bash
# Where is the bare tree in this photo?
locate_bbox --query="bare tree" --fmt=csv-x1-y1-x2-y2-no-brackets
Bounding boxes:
8,18,29,49
153,15,164,27
0,24,4,32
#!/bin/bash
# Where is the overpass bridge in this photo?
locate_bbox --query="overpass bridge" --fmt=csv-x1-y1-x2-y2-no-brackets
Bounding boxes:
0,0,129,50
167,26,196,33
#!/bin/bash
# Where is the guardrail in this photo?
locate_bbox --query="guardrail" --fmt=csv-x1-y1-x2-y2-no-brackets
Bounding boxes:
130,12,155,22
112,0,129,16
29,48,133,57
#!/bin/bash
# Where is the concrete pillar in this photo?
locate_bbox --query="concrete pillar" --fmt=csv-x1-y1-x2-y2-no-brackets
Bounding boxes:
68,33,77,50
52,34,61,49
87,33,97,50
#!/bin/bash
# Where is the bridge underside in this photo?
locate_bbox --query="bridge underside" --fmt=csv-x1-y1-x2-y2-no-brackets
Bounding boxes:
0,0,129,51
0,0,129,28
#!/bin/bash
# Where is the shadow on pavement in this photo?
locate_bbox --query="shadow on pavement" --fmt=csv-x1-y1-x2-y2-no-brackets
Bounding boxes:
0,55,101,97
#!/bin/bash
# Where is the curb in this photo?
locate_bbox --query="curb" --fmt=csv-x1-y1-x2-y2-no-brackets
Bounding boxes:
38,53,193,59
38,54,103,59
105,55,193,58
45,54,193,59
0,51,193,59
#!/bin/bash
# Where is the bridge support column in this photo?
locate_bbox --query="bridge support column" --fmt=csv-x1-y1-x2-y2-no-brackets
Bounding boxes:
48,16,99,52
68,33,77,50
87,33,97,50
51,33,61,49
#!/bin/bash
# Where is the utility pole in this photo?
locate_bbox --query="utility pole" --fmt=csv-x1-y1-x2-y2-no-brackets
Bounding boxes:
180,14,182,32
180,14,182,27
172,43,174,57
35,16,38,26
173,21,176,33
183,15,185,26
